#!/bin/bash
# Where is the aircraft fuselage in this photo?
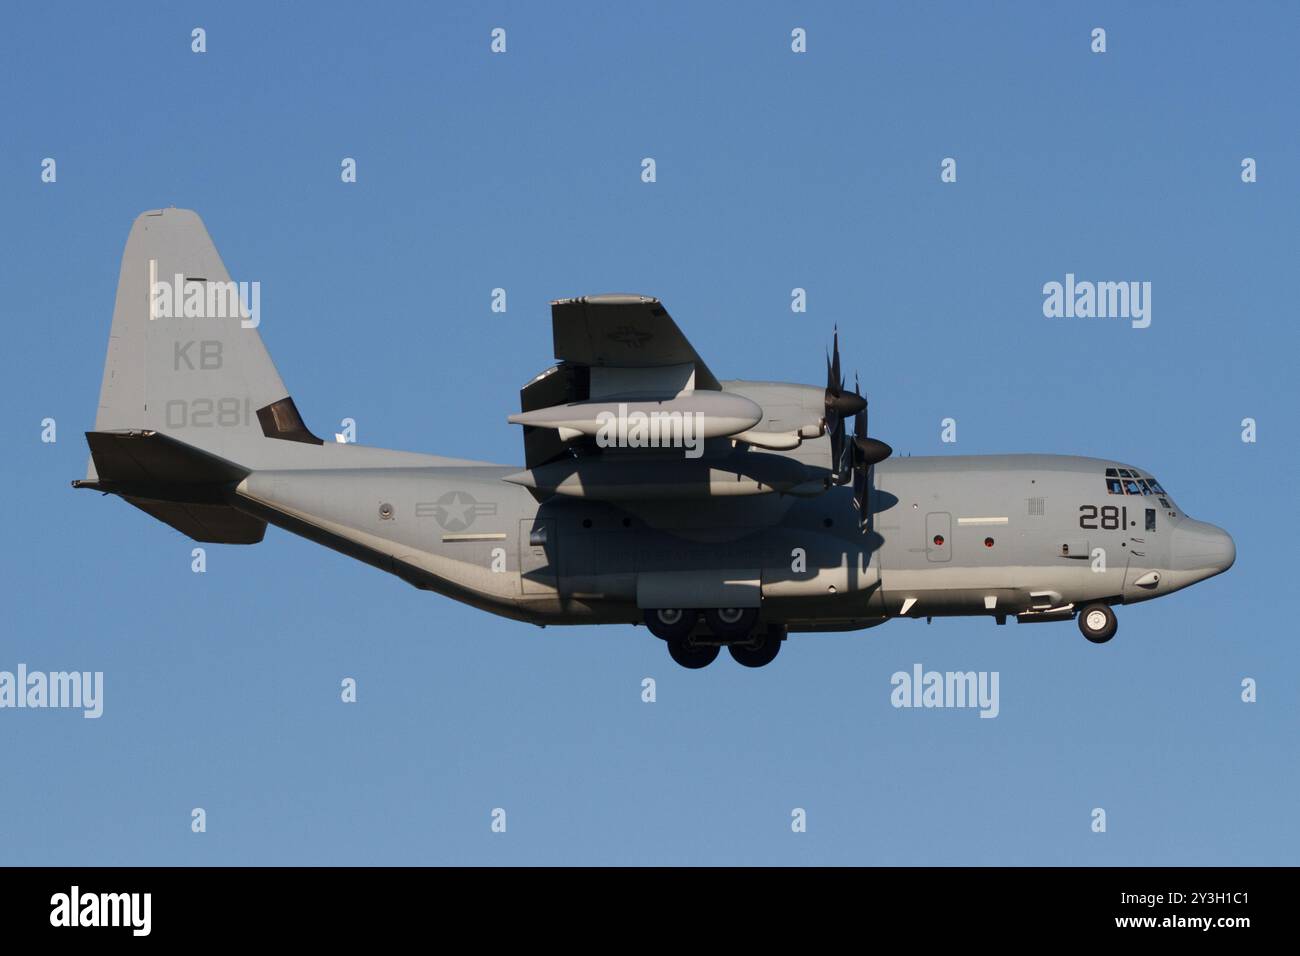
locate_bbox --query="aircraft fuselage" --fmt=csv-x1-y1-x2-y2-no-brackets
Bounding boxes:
233,452,1234,633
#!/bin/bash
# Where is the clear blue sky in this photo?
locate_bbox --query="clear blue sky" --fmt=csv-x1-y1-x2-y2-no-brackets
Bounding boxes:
2,1,1296,865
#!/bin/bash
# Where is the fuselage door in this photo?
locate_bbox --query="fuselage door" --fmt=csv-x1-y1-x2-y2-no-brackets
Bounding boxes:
1126,503,1159,558
519,518,557,594
925,512,952,563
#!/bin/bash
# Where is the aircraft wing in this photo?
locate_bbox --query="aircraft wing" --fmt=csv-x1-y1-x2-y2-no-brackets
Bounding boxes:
512,295,875,499
518,295,730,468
550,295,720,391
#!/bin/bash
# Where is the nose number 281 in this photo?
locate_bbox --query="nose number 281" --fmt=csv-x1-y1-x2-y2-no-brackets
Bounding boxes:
1079,505,1128,531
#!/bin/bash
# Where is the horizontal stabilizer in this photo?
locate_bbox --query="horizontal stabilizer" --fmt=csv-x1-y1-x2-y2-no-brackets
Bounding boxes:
121,497,266,544
81,430,249,486
74,430,265,544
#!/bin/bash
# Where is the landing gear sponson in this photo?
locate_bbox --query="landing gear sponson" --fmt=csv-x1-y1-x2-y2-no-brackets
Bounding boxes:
645,609,785,669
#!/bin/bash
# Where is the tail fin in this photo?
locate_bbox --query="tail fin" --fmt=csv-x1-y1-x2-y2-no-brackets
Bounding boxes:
89,207,320,480
80,208,321,542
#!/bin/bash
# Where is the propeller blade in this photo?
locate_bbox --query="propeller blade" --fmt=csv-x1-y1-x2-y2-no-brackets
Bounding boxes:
823,336,841,473
854,372,867,439
828,420,846,482
831,326,842,392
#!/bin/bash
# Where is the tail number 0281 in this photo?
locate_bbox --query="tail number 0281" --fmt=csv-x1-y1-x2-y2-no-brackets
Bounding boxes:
164,396,252,428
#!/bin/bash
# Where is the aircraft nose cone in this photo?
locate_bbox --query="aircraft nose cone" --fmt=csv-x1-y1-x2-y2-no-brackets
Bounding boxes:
1169,520,1235,576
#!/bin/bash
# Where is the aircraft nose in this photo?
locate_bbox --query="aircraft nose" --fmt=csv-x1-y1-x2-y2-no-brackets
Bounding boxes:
1169,520,1236,576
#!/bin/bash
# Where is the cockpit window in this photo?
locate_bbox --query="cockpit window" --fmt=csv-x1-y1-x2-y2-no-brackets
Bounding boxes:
1104,469,1170,499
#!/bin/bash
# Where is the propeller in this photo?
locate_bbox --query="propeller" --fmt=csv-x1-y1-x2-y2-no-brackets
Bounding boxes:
821,330,892,528
850,371,893,528
824,327,866,484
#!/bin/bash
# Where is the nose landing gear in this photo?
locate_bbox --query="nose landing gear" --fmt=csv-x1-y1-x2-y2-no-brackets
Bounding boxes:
1077,603,1118,643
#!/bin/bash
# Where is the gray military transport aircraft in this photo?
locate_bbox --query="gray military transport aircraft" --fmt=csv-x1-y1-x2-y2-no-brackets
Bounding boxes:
75,210,1235,668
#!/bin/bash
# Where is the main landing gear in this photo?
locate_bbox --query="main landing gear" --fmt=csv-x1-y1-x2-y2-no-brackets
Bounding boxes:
644,608,784,669
1077,603,1118,644
666,636,720,669
728,628,782,668
644,608,695,642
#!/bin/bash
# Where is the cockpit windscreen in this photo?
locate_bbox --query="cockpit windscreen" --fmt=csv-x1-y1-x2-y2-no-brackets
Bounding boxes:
1105,467,1173,510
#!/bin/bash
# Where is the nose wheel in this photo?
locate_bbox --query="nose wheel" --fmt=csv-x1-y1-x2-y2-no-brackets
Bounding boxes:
1077,603,1118,643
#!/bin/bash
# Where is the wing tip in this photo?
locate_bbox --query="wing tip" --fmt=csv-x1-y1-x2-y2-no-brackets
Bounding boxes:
551,293,661,307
